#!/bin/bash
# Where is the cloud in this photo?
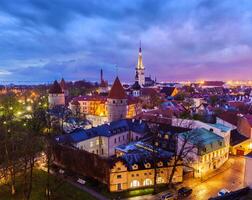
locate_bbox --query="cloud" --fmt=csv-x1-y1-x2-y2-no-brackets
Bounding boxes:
0,0,252,83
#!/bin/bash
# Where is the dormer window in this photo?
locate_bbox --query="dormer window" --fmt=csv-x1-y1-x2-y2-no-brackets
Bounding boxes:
132,164,138,170
144,163,151,168
157,161,163,167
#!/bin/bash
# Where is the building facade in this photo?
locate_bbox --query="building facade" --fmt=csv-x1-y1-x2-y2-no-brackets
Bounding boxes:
178,128,229,179
109,141,183,192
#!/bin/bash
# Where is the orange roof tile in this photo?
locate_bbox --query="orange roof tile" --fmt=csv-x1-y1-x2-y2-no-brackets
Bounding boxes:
108,77,126,99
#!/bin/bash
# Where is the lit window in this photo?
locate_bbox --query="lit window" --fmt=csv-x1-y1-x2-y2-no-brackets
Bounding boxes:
143,179,152,186
96,139,99,145
90,141,93,147
157,177,164,184
132,164,138,170
117,175,122,179
130,180,140,188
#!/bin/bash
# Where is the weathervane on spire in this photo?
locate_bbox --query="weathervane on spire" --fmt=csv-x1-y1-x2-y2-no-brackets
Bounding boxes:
139,40,142,53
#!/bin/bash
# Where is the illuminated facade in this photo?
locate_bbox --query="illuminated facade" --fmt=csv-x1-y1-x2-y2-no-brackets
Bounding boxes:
69,77,142,126
178,128,229,179
109,141,183,192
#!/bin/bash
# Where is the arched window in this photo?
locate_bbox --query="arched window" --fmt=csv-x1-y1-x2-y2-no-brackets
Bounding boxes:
130,180,140,188
143,178,152,186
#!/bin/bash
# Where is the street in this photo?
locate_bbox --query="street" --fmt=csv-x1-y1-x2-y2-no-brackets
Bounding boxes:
127,156,245,200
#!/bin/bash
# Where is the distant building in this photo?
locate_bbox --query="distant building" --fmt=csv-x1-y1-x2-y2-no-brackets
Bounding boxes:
48,80,65,108
160,87,179,99
69,77,141,126
60,78,69,97
135,42,145,86
131,81,141,97
98,69,109,94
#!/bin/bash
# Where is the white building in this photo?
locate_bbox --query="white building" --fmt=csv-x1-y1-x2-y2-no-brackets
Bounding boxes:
55,119,148,157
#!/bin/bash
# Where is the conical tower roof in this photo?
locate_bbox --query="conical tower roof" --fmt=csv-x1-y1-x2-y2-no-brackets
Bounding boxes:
60,78,67,90
49,80,63,94
108,77,126,99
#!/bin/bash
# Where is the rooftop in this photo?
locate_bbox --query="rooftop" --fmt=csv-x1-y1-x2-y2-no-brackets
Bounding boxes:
49,80,63,94
114,141,174,170
108,76,126,99
55,119,149,144
179,128,225,155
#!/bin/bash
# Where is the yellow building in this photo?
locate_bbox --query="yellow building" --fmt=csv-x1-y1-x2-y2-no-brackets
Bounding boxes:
109,141,183,192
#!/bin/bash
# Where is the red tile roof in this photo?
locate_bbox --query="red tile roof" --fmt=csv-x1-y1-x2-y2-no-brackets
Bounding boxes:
108,77,126,99
243,114,252,126
49,80,63,94
217,111,239,126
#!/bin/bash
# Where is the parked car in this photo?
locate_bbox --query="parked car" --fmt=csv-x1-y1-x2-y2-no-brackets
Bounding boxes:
218,189,230,196
160,192,175,200
178,187,192,197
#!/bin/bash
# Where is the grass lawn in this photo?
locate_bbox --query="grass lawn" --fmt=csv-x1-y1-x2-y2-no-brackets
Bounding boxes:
0,169,97,200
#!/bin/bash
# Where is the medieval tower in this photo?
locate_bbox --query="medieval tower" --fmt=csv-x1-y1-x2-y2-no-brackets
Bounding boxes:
107,77,127,122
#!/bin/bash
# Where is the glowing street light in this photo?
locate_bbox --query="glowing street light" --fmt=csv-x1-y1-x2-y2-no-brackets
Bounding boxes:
26,106,32,112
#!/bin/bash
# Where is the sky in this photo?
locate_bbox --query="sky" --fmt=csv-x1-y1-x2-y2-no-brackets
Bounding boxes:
0,0,252,84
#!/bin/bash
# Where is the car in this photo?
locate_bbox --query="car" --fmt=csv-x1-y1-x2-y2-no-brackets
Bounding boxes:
218,189,230,196
160,192,175,200
178,187,192,197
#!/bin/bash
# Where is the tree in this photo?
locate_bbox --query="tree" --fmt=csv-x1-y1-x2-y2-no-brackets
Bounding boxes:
167,119,202,188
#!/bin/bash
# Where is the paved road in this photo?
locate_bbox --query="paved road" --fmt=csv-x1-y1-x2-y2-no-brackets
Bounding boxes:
187,156,245,200
127,156,245,200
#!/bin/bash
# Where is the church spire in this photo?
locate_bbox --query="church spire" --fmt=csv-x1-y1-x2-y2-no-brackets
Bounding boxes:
137,40,144,70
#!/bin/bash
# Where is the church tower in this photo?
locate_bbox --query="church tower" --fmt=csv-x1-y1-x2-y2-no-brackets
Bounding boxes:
107,77,127,122
135,41,145,86
48,80,65,108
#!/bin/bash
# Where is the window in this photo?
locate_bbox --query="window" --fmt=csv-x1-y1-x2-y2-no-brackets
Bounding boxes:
130,180,140,188
143,179,152,186
96,149,98,154
96,139,99,145
157,177,164,184
114,138,117,144
131,174,135,177
149,172,152,175
135,136,139,140
113,100,116,104
123,135,125,140
117,183,122,191
119,137,121,142
117,175,122,179
136,174,139,177
101,148,104,155
90,141,94,147
144,173,147,175
132,164,138,170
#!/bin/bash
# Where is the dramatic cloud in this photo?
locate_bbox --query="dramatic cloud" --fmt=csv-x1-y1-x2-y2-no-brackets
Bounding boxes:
0,0,252,83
